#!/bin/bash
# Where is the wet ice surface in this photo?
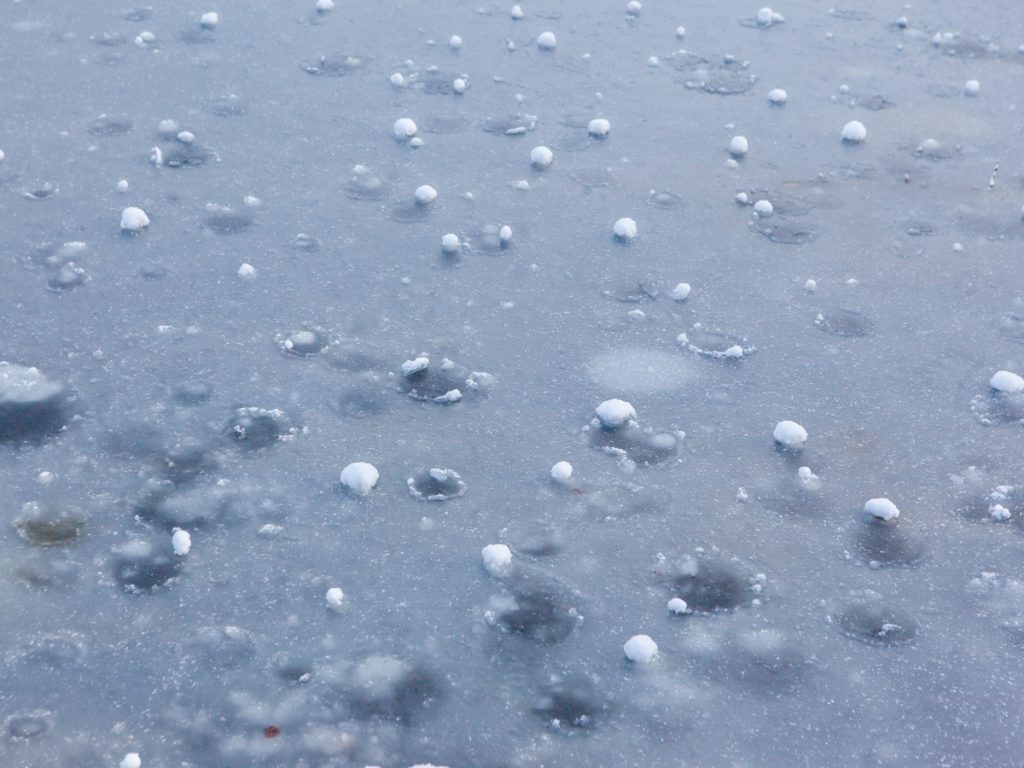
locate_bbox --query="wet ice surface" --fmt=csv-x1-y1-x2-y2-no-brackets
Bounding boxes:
2,1,1024,766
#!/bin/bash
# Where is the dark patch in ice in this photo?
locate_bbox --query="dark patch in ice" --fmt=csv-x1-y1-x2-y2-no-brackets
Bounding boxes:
758,221,817,244
162,143,214,168
302,54,371,76
113,539,181,592
926,83,961,98
752,485,828,518
388,201,432,223
47,263,87,291
204,95,249,117
511,525,564,557
336,382,388,419
854,518,926,567
324,340,383,372
570,167,616,189
226,406,295,450
171,382,213,406
276,327,329,358
189,626,258,669
342,655,445,723
656,553,753,614
0,362,68,442
407,468,467,501
12,631,86,669
471,224,513,254
705,630,809,694
602,279,658,303
204,211,254,234
903,220,935,236
834,596,917,646
588,422,679,466
90,31,127,46
549,131,590,152
583,484,672,520
141,485,241,531
22,183,59,201
418,70,461,96
345,166,392,201
534,674,606,729
957,208,1024,242
5,711,53,741
273,656,314,685
814,309,874,338
179,28,216,45
646,190,683,210
971,389,1024,427
670,53,757,95
14,503,85,547
488,575,581,645
87,114,133,136
482,113,538,136
29,241,89,292
395,356,492,403
930,33,1001,59
829,8,875,21
997,309,1024,343
120,7,152,22
15,556,77,589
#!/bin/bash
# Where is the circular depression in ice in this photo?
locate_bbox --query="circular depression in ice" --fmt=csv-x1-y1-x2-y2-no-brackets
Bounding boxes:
587,349,699,394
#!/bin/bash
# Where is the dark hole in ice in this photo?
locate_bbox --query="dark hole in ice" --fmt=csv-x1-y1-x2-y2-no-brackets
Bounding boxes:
345,167,391,201
336,382,388,418
588,422,678,466
709,630,809,694
226,407,294,450
47,264,87,292
482,113,538,136
87,115,133,136
113,540,181,592
971,390,1024,427
0,362,67,442
120,7,152,21
171,382,212,406
204,95,249,117
660,555,750,614
407,468,467,501
389,202,432,223
418,70,460,96
815,309,874,337
22,183,59,201
163,143,213,168
15,556,77,589
189,626,258,669
5,712,52,741
534,675,605,729
274,658,314,685
396,357,490,403
679,326,753,358
646,190,683,210
14,503,85,547
490,578,580,644
204,212,253,234
758,221,817,244
90,32,126,46
180,28,216,45
835,599,917,646
344,655,445,723
302,54,371,76
15,631,86,669
473,224,513,254
160,439,219,484
854,518,925,567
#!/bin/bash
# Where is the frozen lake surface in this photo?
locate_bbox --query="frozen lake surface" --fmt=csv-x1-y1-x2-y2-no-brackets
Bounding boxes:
2,1,1024,766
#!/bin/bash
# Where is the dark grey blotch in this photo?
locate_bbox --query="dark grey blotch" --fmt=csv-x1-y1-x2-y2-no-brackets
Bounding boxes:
14,504,85,547
345,167,391,201
161,439,220,484
0,362,67,443
854,518,925,567
120,7,153,21
302,53,371,76
171,382,212,406
336,382,388,419
189,626,257,669
708,630,809,694
163,143,213,168
971,389,1024,426
204,211,253,234
14,631,86,669
656,553,752,614
407,468,466,501
589,422,678,466
389,201,432,223
759,221,817,244
489,575,581,645
418,70,460,95
482,113,538,136
22,183,59,201
342,655,445,724
534,674,606,729
204,95,249,116
815,309,874,337
225,406,293,450
90,32,127,46
396,357,490,402
47,264,87,291
179,28,216,45
6,712,53,741
87,115,133,136
997,309,1024,343
141,485,241,531
113,540,181,592
646,190,683,209
834,597,917,646
472,224,513,254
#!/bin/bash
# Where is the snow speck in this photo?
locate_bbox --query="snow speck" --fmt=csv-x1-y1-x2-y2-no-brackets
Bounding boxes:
990,370,1024,394
199,11,219,29
340,462,380,496
623,634,658,663
441,233,461,253
237,263,256,279
315,0,335,11
511,5,524,20
120,207,150,232
964,79,980,96
613,217,638,241
865,497,900,522
753,199,773,217
481,543,513,576
842,120,867,144
116,179,129,193
401,356,430,376
171,528,191,556
550,461,573,481
768,88,788,104
668,598,690,615
627,1,642,14
120,754,142,768
773,420,808,448
757,7,784,26
449,35,463,49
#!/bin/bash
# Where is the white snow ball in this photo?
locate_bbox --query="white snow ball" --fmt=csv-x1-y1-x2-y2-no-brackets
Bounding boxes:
393,117,418,140
237,263,256,279
171,528,192,556
803,278,817,293
120,755,142,768
735,192,750,205
401,356,430,376
453,78,467,94
316,0,335,10
177,130,195,144
511,4,524,19
409,137,424,148
613,217,638,241
340,462,380,496
723,345,745,358
499,225,513,244
595,398,637,428
326,586,345,608
390,72,405,87
120,207,150,231
441,233,461,253
414,185,437,204
991,370,1024,394
0,149,5,162
667,598,689,615
965,79,980,96
756,7,784,25
768,88,788,104
624,634,658,663
753,199,774,217
199,11,219,28
550,461,573,481
647,55,659,67
865,497,900,522
116,179,129,193
728,135,749,157
537,31,557,50
158,118,178,134
798,466,812,481
530,145,554,168
670,282,691,301
481,543,513,575
627,1,642,14
842,120,867,143
588,118,611,138
773,420,808,448
449,35,463,49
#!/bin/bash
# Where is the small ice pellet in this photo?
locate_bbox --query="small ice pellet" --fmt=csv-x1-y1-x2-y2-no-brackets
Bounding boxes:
37,470,55,485
773,420,808,448
667,598,689,615
171,528,191,556
537,31,557,50
530,145,554,168
511,4,524,20
481,543,513,575
0,149,5,162
613,217,638,241
623,634,658,663
116,179,129,193
120,754,141,768
199,11,218,28
676,26,686,39
340,462,380,496
550,461,573,481
315,0,335,10
798,466,812,481
753,199,773,217
453,78,467,94
441,233,461,253
768,88,788,104
728,135,749,157
326,587,345,608
670,282,691,301
965,79,980,96
120,207,150,231
595,398,636,428
588,118,611,138
499,225,513,244
842,120,867,143
804,279,817,293
390,72,405,86
393,118,418,140
414,185,437,204
723,345,745,358
627,1,642,14
449,34,463,49
647,56,659,67
158,118,178,133
735,192,750,205
177,131,195,144
865,497,900,522
238,263,256,279
990,504,1011,521
401,357,429,375
409,137,423,148
991,370,1024,394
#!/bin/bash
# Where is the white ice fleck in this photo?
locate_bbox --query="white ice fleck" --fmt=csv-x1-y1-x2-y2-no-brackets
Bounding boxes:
537,31,557,50
393,118,418,140
237,263,256,279
401,356,429,376
768,88,788,104
550,461,573,481
728,135,749,157
511,4,524,20
670,282,691,301
449,35,463,49
414,185,437,204
667,598,689,615
613,217,638,241
199,11,218,29
990,370,1024,394
530,145,554,168
753,199,773,217
965,79,980,96
326,586,345,608
441,233,461,253
116,179,129,193
588,118,611,138
120,754,142,768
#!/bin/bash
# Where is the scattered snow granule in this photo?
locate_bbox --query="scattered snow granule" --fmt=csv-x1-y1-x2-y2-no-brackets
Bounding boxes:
177,131,195,144
588,118,611,138
441,233,461,253
449,35,463,49
530,145,554,168
736,487,749,502
393,118,418,140
116,179,129,193
237,263,256,279
865,497,900,522
434,389,462,403
624,634,658,663
670,283,691,301
120,207,150,231
340,462,380,496
773,420,808,448
735,192,750,205
550,461,573,481
647,56,659,67
316,0,335,10
842,120,867,143
728,136,749,157
120,754,142,768
990,370,1024,394
401,357,429,376
414,185,437,204
965,79,980,96
171,528,191,556
668,598,689,614
537,31,557,50
0,149,5,162
595,398,636,428
37,471,55,485
756,7,784,25
199,11,218,28
768,88,788,104
613,217,638,241
753,199,773,217
481,544,513,575
326,587,345,608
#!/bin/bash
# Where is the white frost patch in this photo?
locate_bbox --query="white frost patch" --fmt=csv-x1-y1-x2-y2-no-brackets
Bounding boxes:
550,461,573,481
613,217,638,241
865,497,900,522
340,462,380,496
773,420,808,448
842,120,867,143
624,634,658,663
171,528,192,556
990,370,1024,394
120,207,150,231
595,398,636,428
401,356,430,376
433,389,462,403
481,543,513,575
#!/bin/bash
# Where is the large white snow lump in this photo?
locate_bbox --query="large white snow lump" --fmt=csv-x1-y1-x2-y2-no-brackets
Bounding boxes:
595,398,636,428
865,497,900,522
120,207,150,231
613,217,638,241
340,462,380,496
624,634,658,663
773,420,808,448
842,120,867,143
990,370,1024,394
481,543,513,575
